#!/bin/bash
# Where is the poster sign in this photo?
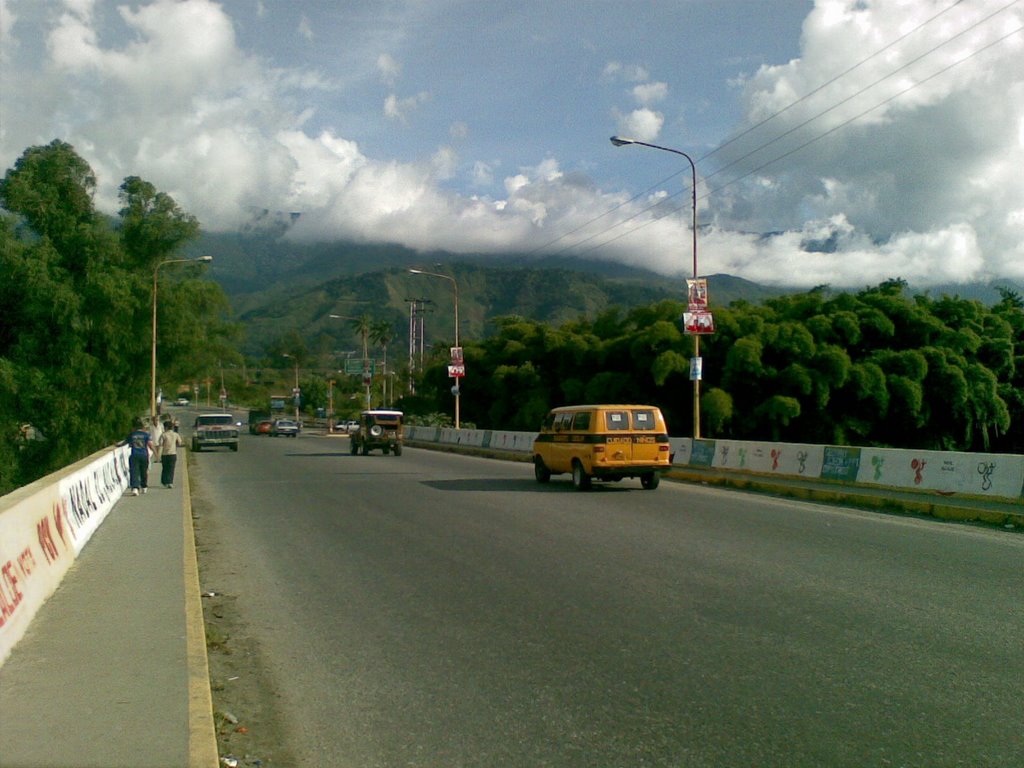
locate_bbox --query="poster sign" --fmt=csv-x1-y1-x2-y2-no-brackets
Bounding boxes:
687,278,708,309
451,346,464,363
690,357,703,381
448,364,465,378
683,311,715,334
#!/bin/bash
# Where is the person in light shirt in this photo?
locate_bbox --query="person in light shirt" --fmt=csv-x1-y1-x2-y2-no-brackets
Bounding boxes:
159,420,184,489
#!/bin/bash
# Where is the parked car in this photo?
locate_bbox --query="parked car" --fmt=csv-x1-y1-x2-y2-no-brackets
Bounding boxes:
271,418,300,437
175,397,190,406
350,410,403,455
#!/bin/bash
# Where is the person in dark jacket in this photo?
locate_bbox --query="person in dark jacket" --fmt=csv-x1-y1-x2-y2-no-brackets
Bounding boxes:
121,418,152,496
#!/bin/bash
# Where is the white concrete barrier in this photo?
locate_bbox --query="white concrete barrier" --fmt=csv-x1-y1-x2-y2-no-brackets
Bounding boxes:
856,447,1024,499
409,427,1022,503
710,439,825,479
0,445,129,667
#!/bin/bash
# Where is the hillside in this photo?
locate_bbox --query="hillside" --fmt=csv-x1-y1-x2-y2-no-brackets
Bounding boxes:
187,232,1021,358
189,234,786,356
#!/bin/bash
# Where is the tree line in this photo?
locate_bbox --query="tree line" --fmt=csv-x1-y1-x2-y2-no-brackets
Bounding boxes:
408,279,1023,453
0,141,237,495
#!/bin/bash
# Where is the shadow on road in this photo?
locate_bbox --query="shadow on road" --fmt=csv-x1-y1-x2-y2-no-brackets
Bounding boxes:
420,478,631,493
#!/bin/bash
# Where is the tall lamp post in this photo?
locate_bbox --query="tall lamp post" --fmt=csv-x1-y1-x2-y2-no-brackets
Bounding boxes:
408,268,461,429
610,135,702,439
151,255,213,422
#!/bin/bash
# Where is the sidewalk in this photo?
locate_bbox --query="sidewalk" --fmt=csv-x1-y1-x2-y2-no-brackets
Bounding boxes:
0,460,218,768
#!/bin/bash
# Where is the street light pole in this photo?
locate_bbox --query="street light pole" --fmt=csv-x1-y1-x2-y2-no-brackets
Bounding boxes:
610,136,702,439
151,255,212,422
408,268,461,429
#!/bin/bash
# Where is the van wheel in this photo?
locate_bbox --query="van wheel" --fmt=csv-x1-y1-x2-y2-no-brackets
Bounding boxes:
641,472,660,490
534,457,551,483
572,461,591,491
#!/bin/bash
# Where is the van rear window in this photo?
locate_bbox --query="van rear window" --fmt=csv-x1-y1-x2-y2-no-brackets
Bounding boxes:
605,411,630,430
631,409,657,430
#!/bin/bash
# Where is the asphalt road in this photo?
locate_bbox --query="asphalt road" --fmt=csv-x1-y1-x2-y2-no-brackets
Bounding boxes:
189,428,1024,767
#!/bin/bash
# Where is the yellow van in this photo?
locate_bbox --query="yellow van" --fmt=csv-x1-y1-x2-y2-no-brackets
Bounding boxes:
532,404,671,490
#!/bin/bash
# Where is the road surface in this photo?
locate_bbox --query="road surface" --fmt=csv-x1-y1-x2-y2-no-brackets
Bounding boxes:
189,429,1024,767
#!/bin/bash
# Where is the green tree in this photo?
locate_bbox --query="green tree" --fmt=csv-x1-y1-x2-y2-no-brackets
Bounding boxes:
118,176,199,267
0,142,233,493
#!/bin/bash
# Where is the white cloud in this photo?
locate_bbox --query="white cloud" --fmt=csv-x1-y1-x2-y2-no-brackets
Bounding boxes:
384,91,431,121
602,60,649,83
376,52,401,85
1,0,1021,290
616,108,664,142
471,160,494,187
707,0,1024,286
632,81,668,106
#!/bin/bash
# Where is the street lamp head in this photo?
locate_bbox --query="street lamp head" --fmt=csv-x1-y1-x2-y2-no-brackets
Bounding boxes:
197,255,213,263
610,136,637,147
408,268,425,275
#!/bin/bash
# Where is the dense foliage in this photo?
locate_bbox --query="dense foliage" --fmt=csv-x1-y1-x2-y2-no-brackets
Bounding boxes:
0,141,237,494
404,280,1023,452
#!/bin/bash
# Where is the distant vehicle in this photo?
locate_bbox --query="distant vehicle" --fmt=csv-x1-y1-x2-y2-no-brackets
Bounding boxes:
248,410,272,433
339,420,359,434
350,409,403,456
191,413,239,452
175,397,190,406
271,418,300,437
254,419,273,435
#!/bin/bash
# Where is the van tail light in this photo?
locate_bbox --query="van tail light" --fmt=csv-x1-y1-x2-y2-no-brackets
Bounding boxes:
592,445,606,454
659,444,669,452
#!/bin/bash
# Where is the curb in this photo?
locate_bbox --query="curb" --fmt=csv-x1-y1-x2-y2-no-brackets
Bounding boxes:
182,459,220,767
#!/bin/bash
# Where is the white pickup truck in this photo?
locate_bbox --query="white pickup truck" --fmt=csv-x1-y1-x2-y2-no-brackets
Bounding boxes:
191,413,239,452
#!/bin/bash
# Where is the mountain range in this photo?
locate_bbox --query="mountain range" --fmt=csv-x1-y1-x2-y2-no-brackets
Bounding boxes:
187,231,1020,358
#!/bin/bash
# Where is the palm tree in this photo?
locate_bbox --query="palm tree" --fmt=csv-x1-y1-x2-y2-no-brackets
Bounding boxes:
371,320,395,406
349,314,372,408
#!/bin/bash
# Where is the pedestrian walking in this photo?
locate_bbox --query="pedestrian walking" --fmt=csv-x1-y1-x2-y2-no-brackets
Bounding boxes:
121,418,152,496
159,420,184,488
150,416,165,463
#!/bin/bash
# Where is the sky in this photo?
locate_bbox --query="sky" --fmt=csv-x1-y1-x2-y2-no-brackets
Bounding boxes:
1,0,1022,288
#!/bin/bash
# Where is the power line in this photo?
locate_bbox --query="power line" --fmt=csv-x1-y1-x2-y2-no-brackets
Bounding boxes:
536,1,1021,260
571,18,1023,258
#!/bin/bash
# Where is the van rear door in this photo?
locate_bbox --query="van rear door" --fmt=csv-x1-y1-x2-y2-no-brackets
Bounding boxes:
628,408,663,464
601,409,633,467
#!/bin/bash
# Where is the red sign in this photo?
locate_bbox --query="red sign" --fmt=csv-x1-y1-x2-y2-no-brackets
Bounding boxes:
683,311,715,335
448,364,465,378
